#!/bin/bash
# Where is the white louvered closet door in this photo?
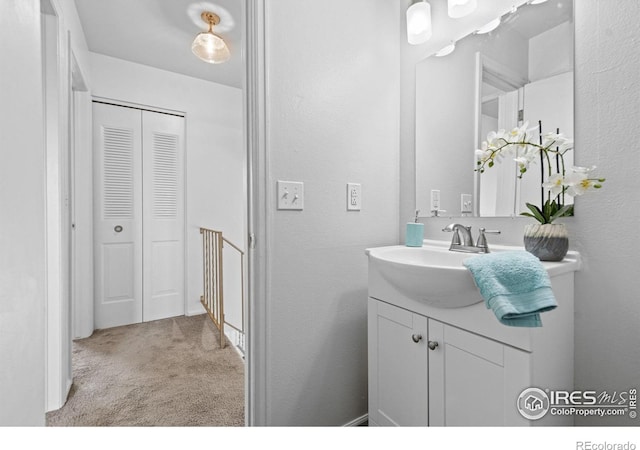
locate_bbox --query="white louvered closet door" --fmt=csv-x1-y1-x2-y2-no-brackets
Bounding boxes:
93,103,143,328
93,103,184,329
142,111,184,322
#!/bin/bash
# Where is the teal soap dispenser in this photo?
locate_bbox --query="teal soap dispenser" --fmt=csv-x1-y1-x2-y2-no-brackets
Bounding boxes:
406,210,424,247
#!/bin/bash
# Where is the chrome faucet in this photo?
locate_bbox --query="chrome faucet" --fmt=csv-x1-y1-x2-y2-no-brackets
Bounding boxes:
442,223,501,253
442,223,474,247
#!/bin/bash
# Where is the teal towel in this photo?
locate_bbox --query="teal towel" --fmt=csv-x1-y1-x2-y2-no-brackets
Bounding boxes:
463,251,557,327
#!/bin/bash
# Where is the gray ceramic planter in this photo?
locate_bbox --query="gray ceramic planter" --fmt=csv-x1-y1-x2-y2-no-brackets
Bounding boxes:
523,223,569,262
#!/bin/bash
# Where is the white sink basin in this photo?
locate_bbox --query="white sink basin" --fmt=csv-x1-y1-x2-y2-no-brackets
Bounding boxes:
366,239,580,308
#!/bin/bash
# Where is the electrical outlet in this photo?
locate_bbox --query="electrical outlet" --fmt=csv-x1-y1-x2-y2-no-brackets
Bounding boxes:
461,194,473,214
277,180,304,210
430,190,441,211
347,183,361,211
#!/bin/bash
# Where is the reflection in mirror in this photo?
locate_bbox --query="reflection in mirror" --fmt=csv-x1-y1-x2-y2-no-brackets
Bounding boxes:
415,0,573,218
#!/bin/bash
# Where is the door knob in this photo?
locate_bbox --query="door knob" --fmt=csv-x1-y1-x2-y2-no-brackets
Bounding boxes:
428,341,439,350
411,334,422,343
114,225,123,233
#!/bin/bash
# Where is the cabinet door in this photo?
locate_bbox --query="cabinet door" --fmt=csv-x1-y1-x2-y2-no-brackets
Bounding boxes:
368,299,429,426
428,319,530,426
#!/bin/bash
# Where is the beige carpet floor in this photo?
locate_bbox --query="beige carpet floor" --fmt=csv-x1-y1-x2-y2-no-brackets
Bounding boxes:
46,314,244,427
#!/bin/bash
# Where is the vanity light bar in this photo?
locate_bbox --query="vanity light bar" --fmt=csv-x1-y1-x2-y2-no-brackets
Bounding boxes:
435,42,456,57
476,17,501,34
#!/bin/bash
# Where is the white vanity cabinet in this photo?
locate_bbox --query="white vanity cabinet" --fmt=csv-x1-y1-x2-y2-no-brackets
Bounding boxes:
368,299,529,426
367,244,580,427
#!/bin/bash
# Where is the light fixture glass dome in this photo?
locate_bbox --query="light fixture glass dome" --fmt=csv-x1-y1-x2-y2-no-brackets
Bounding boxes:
192,12,230,64
192,32,230,64
448,0,477,18
406,1,432,45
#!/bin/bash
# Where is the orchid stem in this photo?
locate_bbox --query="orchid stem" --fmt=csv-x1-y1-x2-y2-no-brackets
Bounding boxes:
539,120,544,212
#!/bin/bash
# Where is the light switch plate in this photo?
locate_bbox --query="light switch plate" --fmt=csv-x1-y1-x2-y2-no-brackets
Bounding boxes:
347,183,362,211
277,180,304,210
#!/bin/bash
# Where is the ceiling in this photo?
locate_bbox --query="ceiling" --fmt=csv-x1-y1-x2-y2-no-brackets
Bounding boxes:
74,0,244,89
502,0,573,40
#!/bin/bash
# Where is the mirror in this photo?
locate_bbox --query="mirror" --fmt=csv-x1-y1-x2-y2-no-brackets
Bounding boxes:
415,0,574,218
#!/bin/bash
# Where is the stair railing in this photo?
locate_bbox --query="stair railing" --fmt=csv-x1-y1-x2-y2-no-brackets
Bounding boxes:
199,227,244,349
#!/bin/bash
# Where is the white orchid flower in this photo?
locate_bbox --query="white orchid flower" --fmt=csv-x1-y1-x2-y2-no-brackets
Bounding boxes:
507,121,529,142
476,123,605,223
514,156,530,172
485,129,507,150
542,173,566,196
542,132,573,152
564,166,603,196
513,145,539,174
475,148,492,163
565,174,593,196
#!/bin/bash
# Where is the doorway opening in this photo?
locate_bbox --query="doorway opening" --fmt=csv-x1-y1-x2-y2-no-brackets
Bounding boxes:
44,0,250,426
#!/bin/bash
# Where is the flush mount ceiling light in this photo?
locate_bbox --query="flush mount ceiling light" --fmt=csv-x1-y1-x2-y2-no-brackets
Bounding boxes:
406,0,432,45
476,17,501,34
448,0,477,18
192,11,230,64
435,42,456,57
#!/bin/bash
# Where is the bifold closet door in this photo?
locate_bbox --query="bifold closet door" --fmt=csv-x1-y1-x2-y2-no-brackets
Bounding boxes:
93,103,143,329
94,103,185,329
142,110,185,322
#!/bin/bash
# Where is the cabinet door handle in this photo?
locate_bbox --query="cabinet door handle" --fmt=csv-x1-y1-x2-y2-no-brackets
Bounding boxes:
428,341,439,350
411,334,422,343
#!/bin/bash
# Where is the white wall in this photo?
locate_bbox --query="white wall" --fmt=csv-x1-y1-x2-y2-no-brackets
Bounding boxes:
572,0,640,426
88,53,245,320
0,0,47,425
401,0,640,426
529,21,574,82
262,0,400,425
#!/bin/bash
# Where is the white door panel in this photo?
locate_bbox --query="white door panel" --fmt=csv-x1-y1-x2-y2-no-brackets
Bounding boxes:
103,243,135,300
142,111,185,322
93,103,143,328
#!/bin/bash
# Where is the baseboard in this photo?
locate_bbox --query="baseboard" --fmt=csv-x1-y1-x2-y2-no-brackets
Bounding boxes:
343,414,368,427
47,377,74,413
186,307,206,317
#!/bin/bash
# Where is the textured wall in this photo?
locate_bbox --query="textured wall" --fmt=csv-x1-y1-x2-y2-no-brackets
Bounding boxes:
263,0,400,425
0,0,46,425
571,0,640,426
